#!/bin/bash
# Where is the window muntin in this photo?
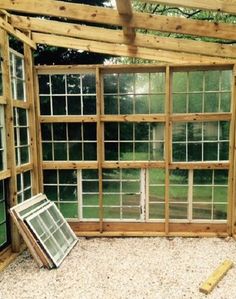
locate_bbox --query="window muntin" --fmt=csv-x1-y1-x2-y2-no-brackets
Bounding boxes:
104,72,165,115
38,74,96,116
41,123,97,161
17,171,32,203
10,50,26,101
104,122,165,161
0,180,9,249
14,108,30,165
172,121,229,162
172,70,232,114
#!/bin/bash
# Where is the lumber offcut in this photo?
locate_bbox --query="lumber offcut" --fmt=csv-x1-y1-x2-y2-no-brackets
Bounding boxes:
199,260,233,294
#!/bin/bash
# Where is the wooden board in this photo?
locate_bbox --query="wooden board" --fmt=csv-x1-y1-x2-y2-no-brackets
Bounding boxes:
199,260,233,294
1,0,236,40
11,16,236,59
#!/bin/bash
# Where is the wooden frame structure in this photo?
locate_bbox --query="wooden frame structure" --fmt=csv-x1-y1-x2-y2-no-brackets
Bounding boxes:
0,0,236,255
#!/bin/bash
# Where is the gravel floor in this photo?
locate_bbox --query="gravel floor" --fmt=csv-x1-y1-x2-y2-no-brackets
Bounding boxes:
0,237,236,299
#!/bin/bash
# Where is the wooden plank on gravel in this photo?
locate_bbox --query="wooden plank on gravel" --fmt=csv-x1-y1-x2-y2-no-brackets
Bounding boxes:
199,260,233,294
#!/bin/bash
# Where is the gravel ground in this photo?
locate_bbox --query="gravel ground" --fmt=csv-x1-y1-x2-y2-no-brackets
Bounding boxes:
0,237,236,299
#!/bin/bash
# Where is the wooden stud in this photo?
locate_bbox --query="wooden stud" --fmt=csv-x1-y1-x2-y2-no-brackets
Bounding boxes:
139,0,236,15
199,260,233,295
12,100,30,109
164,66,171,234
23,44,39,195
0,16,36,49
1,28,20,252
1,0,236,40
10,16,236,59
96,67,104,233
230,66,236,234
101,115,166,122
42,161,98,170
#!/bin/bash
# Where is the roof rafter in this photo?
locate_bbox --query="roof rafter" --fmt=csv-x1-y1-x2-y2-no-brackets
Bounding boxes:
10,16,236,59
138,0,236,15
1,0,236,40
32,32,236,64
0,16,36,49
115,0,135,41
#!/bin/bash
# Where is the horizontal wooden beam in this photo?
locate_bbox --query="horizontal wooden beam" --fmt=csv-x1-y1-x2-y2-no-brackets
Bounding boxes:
171,113,231,122
32,33,235,64
0,16,36,49
101,115,166,122
39,116,98,123
1,0,236,40
139,0,236,15
10,16,236,59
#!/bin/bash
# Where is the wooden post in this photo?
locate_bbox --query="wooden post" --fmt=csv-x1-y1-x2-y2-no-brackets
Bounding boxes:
33,68,43,192
164,66,171,234
1,28,20,252
229,66,236,235
96,67,104,233
24,43,39,195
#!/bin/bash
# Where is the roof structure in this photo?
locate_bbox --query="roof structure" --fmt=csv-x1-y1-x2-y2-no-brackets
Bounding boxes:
0,0,236,64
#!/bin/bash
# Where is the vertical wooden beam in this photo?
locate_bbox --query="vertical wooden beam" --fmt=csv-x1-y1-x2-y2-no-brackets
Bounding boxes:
96,67,103,233
229,66,236,235
1,28,20,252
164,66,171,234
24,43,39,195
33,69,43,192
115,0,136,42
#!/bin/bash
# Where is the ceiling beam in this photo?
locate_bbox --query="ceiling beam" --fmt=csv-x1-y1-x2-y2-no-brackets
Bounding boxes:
115,0,135,41
138,0,236,15
1,0,236,40
32,32,236,64
11,16,236,59
0,16,36,49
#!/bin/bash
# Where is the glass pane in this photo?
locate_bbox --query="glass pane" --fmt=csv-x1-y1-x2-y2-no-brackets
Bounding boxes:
135,73,149,94
104,74,118,94
54,143,67,160
38,75,50,94
193,170,212,184
193,204,212,220
204,122,218,141
213,204,227,220
173,72,187,92
122,207,140,220
0,201,6,223
0,224,7,246
150,72,165,93
173,94,186,113
173,123,186,142
42,143,53,160
120,95,134,114
84,143,97,160
82,74,96,94
51,75,66,94
69,143,82,160
188,93,203,113
83,207,99,219
221,70,232,91
205,71,220,91
59,170,77,184
52,123,67,141
150,94,164,114
83,96,96,115
169,204,188,219
172,143,186,162
149,169,165,184
104,207,120,219
60,203,78,218
52,96,66,115
204,93,219,113
189,71,203,92
67,74,81,94
135,95,149,114
67,96,81,115
169,186,188,202
44,186,57,201
20,146,29,164
149,203,165,219
40,96,51,115
104,95,118,114
119,73,134,94
16,79,25,100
